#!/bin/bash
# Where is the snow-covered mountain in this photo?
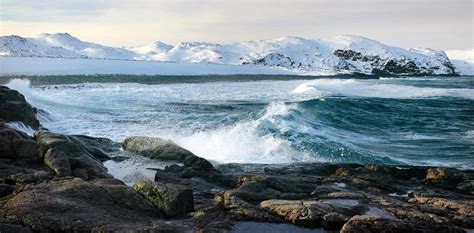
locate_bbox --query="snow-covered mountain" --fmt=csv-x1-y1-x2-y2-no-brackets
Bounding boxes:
127,41,173,59
0,33,135,60
445,49,474,76
1,33,468,75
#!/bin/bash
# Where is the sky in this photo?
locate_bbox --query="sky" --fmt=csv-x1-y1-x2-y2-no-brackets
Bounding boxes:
0,0,473,50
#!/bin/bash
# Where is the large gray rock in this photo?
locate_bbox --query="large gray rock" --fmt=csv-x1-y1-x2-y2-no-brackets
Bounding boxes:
425,168,464,189
34,131,111,180
43,148,72,177
260,199,357,228
69,134,118,161
340,215,464,233
133,181,194,218
0,178,166,232
123,136,213,170
0,223,32,233
225,175,316,204
11,138,39,159
0,125,32,159
0,86,39,129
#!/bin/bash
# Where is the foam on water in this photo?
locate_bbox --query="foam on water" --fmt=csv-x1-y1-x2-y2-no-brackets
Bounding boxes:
5,79,33,98
168,102,318,163
5,122,35,136
292,79,474,99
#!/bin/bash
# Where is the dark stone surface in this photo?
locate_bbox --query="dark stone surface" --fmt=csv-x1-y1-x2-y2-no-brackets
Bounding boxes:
0,86,39,129
133,181,194,218
34,131,111,180
0,178,170,232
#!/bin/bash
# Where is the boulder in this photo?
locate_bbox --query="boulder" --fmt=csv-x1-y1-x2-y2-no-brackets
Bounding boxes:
123,136,213,170
68,134,115,161
6,171,53,185
425,168,464,188
340,215,464,233
43,148,72,176
1,178,163,232
408,196,474,216
456,180,474,195
0,126,30,159
34,131,111,180
0,134,14,158
226,175,315,204
260,199,356,228
133,181,194,218
0,184,14,197
11,138,38,159
125,136,229,185
0,223,32,233
159,164,234,187
0,86,39,129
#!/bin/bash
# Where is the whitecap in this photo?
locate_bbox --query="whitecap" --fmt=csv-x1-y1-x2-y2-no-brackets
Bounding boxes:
292,78,474,99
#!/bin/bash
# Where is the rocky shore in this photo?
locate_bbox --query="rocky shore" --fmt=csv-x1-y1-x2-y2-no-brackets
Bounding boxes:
0,85,473,232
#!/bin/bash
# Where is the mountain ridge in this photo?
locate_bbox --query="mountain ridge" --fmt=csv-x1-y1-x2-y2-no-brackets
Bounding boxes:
1,33,471,75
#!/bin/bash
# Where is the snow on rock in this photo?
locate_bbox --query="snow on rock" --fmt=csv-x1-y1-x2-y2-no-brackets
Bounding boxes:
0,33,135,60
446,49,474,75
127,41,173,58
0,33,463,76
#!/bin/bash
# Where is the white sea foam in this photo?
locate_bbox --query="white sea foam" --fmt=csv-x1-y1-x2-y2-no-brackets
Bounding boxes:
5,122,36,136
5,79,33,98
292,79,474,99
168,102,319,164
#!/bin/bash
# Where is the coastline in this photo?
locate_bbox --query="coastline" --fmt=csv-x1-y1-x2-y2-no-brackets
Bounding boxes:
0,85,473,232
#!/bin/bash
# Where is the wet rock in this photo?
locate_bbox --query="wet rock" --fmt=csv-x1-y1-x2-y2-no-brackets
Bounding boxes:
260,200,329,227
340,215,464,233
126,136,232,185
408,196,474,216
133,181,194,218
0,86,40,129
322,212,348,230
230,175,316,203
70,134,117,161
154,168,227,211
425,168,464,188
1,178,163,232
260,199,358,228
72,168,89,180
43,148,72,176
168,165,234,187
216,190,280,222
123,136,214,170
11,139,38,159
34,131,111,180
0,183,14,197
0,223,32,233
456,180,474,195
7,171,53,185
0,126,28,159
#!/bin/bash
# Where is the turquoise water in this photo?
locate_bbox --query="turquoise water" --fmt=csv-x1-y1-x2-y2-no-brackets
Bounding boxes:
2,75,473,169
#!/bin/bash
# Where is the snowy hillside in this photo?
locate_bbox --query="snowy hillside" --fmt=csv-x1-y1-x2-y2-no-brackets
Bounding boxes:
0,33,135,60
127,41,173,59
446,49,474,75
0,33,466,76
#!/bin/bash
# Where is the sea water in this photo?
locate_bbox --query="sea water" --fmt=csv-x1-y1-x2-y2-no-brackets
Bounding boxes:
2,75,473,169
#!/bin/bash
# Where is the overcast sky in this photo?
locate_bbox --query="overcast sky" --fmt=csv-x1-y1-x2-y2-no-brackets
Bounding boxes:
1,0,472,50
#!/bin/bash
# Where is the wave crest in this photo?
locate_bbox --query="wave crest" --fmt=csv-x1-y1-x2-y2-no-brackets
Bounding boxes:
292,79,474,99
